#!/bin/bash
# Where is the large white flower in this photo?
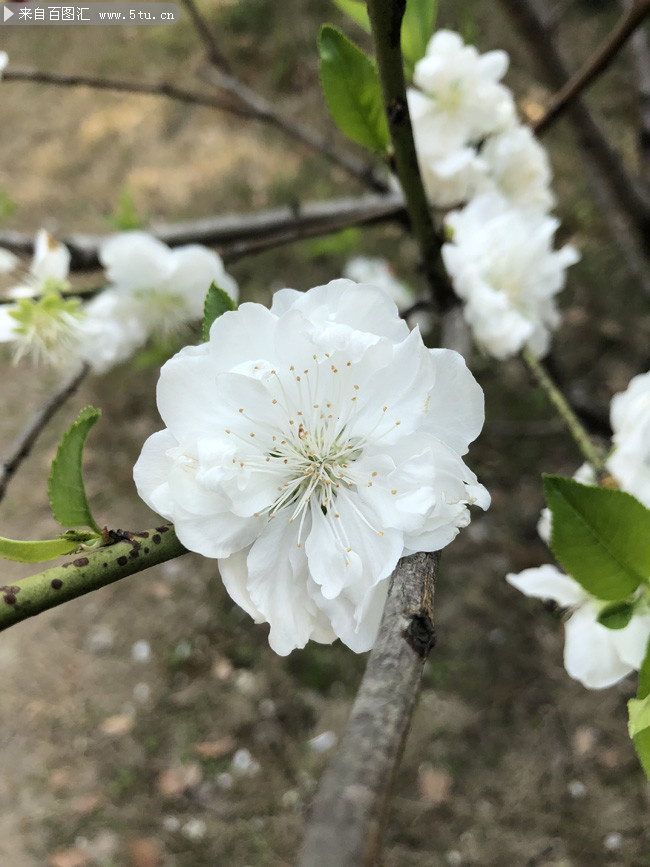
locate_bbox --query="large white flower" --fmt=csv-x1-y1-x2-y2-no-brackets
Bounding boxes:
100,232,238,338
507,565,650,689
442,192,579,359
134,280,489,655
608,372,650,508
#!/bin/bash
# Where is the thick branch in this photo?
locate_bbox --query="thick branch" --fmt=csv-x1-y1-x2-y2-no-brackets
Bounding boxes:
499,0,650,233
0,524,187,631
0,363,90,504
534,0,650,134
0,193,406,270
365,0,455,312
298,551,438,867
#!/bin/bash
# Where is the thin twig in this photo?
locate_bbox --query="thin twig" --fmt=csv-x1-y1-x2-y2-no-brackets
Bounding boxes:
365,0,455,312
0,193,406,270
0,363,90,504
534,0,650,134
622,0,650,194
298,552,438,867
499,0,650,233
179,0,232,73
0,524,187,631
4,65,388,194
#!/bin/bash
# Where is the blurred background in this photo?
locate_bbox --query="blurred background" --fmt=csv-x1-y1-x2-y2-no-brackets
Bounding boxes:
1,0,650,864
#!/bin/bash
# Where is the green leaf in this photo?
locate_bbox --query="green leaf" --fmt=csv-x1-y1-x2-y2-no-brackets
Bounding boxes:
401,0,437,78
319,25,390,152
202,282,238,342
597,600,636,630
630,639,650,778
47,406,102,533
333,0,370,32
543,475,650,601
0,536,79,563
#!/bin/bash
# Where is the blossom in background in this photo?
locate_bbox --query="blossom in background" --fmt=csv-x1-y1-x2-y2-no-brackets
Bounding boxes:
608,372,650,508
442,192,579,359
0,52,8,79
480,125,555,213
8,229,71,299
134,280,489,655
0,248,18,274
507,565,650,689
99,232,238,338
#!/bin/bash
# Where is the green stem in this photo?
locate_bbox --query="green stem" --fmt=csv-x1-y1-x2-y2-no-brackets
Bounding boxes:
0,524,187,632
522,347,608,475
365,0,455,313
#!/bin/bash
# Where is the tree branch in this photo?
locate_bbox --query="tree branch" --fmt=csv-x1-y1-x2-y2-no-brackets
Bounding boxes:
298,551,438,867
0,524,187,631
0,193,407,270
622,0,650,195
0,363,90,504
366,0,455,312
533,0,650,134
3,65,388,194
179,0,232,74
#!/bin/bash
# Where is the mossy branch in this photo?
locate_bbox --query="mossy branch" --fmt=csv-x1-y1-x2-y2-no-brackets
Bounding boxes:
0,524,187,631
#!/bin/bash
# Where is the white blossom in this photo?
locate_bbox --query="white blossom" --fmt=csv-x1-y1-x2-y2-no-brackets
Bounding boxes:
442,192,579,359
0,52,8,79
8,229,72,299
480,124,555,213
507,565,650,689
410,30,515,149
134,280,489,655
0,248,18,274
78,288,148,374
608,371,650,508
100,231,238,338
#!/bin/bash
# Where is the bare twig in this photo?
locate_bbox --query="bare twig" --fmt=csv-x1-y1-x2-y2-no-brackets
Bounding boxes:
534,0,650,134
0,363,90,504
3,65,388,194
0,193,406,270
298,552,438,867
179,0,232,74
499,0,650,233
623,0,650,194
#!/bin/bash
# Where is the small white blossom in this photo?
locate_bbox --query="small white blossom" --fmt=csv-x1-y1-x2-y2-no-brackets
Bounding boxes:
0,247,18,274
442,192,579,359
100,231,238,338
134,280,488,655
0,52,8,79
410,30,515,150
480,125,555,213
507,565,650,689
608,371,650,507
78,288,148,374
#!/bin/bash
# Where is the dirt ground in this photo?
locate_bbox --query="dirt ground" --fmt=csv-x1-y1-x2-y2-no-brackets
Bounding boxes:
1,1,650,865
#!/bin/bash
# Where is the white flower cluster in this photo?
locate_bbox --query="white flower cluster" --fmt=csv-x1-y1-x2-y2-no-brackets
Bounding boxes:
0,230,238,373
408,30,578,359
134,280,489,655
507,373,650,689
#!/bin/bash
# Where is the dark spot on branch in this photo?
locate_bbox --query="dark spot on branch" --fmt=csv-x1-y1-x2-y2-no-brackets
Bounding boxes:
130,541,141,553
129,549,139,559
73,557,89,568
387,98,408,127
62,562,71,568
404,612,436,659
152,534,161,545
156,525,170,533
102,562,108,568
117,556,128,566
0,585,20,606
144,547,149,554
50,579,63,590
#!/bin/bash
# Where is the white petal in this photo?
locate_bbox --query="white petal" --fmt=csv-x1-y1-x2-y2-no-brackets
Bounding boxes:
31,230,70,284
506,565,587,607
564,605,633,689
100,231,172,289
